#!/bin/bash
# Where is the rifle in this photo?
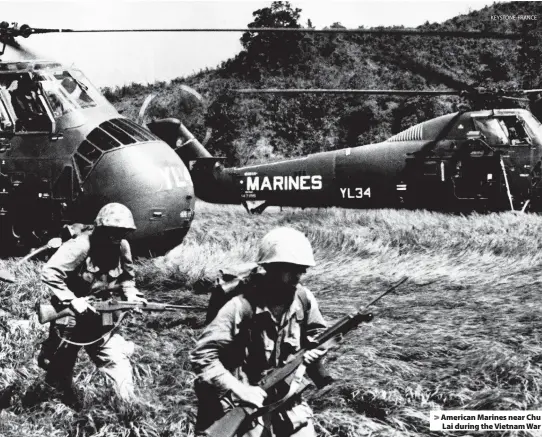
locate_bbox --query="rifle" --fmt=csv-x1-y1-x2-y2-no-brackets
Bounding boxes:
203,276,408,437
37,300,206,325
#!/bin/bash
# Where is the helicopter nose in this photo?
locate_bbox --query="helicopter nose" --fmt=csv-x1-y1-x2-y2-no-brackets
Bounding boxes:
77,140,195,253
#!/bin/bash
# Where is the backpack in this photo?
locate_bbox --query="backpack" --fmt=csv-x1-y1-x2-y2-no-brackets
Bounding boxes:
203,262,333,388
204,262,309,325
204,262,260,324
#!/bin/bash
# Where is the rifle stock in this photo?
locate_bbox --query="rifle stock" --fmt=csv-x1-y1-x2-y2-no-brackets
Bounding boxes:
203,405,251,437
202,276,407,437
38,304,73,324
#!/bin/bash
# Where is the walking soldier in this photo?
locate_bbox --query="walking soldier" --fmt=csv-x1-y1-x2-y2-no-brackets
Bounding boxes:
34,202,145,407
191,227,332,437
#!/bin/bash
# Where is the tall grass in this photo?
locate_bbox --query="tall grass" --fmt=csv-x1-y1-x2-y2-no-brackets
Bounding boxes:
1,202,541,436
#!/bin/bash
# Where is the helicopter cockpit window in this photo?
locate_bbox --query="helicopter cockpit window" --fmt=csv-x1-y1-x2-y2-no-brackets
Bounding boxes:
473,118,509,146
37,71,96,119
110,118,158,142
87,127,121,151
74,152,93,180
495,116,530,146
520,112,542,142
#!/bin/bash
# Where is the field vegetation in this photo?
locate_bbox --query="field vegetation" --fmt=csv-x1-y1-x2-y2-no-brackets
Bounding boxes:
1,202,541,436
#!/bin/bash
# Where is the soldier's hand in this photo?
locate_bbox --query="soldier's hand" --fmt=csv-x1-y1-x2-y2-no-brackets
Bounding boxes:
232,384,267,408
123,288,148,304
303,348,326,365
70,297,97,315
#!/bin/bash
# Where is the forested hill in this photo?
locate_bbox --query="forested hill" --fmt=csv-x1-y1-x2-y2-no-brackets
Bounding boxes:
104,1,542,166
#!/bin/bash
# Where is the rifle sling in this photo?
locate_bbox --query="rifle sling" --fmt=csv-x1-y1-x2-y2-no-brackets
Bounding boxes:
57,310,130,347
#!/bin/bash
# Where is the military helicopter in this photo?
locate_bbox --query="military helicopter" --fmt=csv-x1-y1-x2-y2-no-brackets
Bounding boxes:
190,103,542,214
0,21,536,259
184,35,542,214
0,22,196,256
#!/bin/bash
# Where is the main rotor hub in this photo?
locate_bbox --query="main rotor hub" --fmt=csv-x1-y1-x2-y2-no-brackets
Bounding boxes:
0,22,32,57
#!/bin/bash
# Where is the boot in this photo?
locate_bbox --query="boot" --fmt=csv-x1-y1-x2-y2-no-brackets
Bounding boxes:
21,381,57,408
59,384,84,411
44,375,84,411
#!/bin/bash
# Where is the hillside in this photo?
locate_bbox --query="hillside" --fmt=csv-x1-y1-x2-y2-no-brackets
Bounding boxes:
103,1,542,166
1,203,541,436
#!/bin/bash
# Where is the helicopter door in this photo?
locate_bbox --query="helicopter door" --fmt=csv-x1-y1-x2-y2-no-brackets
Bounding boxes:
495,116,534,209
450,133,502,206
3,74,54,133
403,157,451,209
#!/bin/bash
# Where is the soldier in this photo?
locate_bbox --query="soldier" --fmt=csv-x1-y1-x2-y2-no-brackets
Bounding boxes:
7,75,45,131
191,227,332,437
32,203,145,408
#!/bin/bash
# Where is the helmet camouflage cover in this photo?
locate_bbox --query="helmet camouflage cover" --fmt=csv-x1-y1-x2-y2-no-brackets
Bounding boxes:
94,203,137,230
257,227,315,267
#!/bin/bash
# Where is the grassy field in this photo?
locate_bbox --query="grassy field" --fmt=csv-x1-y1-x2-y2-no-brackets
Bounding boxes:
1,202,541,437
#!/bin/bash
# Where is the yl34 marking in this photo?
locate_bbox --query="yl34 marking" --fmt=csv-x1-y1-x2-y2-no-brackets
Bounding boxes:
340,187,371,199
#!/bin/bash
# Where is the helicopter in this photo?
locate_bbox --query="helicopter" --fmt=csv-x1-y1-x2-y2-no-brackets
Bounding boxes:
183,34,542,214
189,103,542,214
0,21,537,259
0,22,197,256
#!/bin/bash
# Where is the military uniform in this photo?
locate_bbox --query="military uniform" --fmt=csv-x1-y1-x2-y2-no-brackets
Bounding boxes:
38,204,140,403
191,276,327,437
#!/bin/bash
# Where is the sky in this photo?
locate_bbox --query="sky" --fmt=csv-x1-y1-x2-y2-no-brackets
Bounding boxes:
0,0,498,88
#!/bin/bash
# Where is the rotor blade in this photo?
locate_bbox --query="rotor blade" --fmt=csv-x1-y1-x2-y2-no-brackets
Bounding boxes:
28,27,523,40
179,84,204,102
237,88,533,102
500,96,530,102
4,39,40,59
137,94,156,125
237,89,461,96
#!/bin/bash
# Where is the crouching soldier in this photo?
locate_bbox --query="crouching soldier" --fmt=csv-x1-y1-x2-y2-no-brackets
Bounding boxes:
33,203,145,407
191,227,333,437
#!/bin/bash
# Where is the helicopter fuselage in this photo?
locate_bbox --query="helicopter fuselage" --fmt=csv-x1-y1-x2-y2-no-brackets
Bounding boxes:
0,60,195,254
191,108,542,213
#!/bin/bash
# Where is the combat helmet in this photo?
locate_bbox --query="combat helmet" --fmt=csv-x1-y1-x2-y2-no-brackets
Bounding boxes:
95,203,137,230
257,227,315,267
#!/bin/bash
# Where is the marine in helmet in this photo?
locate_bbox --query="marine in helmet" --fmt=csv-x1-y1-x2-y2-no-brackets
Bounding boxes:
27,203,144,409
191,227,332,437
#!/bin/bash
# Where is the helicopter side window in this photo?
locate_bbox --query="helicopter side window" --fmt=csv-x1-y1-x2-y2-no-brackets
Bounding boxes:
520,112,542,142
473,118,509,146
448,118,476,139
496,116,530,146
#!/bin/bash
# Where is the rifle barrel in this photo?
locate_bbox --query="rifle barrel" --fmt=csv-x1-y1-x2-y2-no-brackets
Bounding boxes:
361,276,407,310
